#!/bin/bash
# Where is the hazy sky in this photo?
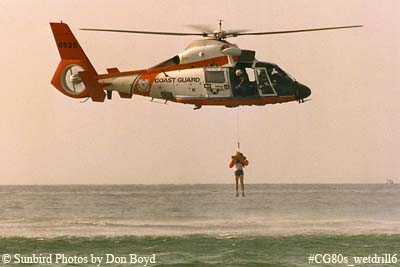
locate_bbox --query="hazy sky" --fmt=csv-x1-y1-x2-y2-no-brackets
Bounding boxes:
1,0,399,184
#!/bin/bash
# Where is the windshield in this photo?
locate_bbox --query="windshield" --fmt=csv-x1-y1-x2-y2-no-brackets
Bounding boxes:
267,66,296,82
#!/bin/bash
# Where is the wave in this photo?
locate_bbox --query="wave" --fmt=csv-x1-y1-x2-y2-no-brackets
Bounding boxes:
1,234,399,267
2,184,400,239
1,218,400,238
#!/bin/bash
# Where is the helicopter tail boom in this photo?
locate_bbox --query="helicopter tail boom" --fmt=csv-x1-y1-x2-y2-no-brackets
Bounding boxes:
50,22,106,102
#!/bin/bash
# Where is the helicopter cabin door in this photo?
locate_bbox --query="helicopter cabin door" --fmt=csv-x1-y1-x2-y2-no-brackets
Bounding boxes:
204,68,231,97
255,67,277,96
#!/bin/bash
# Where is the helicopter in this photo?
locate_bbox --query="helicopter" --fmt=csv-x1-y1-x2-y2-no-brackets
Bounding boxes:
50,21,362,109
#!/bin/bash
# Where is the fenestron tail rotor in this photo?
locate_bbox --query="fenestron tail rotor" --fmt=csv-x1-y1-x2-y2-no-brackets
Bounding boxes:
61,64,86,95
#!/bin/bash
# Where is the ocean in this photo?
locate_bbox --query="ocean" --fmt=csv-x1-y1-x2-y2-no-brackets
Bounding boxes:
0,184,399,266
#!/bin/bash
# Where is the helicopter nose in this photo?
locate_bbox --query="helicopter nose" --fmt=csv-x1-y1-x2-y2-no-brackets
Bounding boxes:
296,84,311,102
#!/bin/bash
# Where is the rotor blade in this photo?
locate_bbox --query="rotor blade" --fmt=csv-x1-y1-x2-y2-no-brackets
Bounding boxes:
185,24,214,34
80,28,206,36
236,25,363,36
186,24,251,34
224,30,252,37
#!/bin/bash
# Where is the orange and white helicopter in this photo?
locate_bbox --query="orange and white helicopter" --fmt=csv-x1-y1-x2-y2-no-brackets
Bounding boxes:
50,21,361,109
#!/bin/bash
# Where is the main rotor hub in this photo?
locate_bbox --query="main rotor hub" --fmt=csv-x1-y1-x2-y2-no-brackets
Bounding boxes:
213,30,228,40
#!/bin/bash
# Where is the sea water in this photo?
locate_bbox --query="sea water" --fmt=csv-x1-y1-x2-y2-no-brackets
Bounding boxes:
0,184,399,266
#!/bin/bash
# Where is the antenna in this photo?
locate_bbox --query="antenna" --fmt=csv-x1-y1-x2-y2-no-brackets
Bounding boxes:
218,19,223,31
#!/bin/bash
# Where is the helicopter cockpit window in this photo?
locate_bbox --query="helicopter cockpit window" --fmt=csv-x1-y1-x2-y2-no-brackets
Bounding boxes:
245,68,255,82
205,71,225,83
268,66,294,84
256,68,275,95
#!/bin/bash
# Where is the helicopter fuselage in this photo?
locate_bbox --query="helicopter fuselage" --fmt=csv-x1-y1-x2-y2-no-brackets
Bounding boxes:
98,61,311,109
50,22,311,108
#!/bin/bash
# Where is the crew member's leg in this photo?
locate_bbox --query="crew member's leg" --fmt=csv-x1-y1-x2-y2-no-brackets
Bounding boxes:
235,176,239,197
240,175,244,197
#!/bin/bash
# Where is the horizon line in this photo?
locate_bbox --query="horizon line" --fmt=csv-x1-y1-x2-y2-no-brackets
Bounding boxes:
0,182,396,186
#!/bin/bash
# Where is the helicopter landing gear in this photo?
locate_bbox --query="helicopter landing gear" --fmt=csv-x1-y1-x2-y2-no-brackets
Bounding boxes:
107,90,112,100
194,105,202,110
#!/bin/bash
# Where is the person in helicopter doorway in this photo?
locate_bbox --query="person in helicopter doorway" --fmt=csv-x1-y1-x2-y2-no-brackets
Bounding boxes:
234,69,247,97
229,150,249,197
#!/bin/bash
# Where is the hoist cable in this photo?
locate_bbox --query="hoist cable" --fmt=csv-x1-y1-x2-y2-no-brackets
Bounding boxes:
236,108,240,150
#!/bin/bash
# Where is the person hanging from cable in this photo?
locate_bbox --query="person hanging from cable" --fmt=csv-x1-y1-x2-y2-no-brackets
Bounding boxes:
229,145,249,197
